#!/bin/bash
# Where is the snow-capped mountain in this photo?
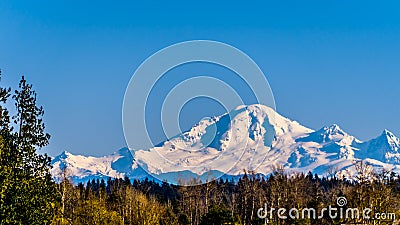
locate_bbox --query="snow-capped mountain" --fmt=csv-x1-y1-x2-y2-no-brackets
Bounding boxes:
51,104,400,183
51,148,147,183
354,129,400,164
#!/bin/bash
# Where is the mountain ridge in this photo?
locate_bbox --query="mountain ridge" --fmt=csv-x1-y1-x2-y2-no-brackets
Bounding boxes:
51,104,400,183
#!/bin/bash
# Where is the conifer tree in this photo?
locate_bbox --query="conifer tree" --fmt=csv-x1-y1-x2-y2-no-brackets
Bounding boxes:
0,74,58,224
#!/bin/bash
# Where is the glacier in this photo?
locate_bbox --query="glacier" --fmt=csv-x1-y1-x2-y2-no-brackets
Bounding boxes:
51,104,400,184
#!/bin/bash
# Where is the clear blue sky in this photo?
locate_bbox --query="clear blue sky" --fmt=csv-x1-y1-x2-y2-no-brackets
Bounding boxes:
0,0,399,156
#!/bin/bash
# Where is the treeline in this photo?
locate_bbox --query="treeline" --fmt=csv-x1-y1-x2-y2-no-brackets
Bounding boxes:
53,166,400,225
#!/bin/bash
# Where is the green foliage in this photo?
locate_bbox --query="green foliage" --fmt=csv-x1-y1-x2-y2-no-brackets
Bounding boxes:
199,205,234,225
0,73,58,224
178,214,190,225
52,177,179,225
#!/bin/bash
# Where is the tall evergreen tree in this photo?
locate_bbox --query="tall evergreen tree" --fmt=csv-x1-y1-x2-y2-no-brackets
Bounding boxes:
0,69,21,224
0,74,58,224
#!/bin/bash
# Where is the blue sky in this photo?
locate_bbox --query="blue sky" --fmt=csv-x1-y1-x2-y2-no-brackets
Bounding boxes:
0,0,399,156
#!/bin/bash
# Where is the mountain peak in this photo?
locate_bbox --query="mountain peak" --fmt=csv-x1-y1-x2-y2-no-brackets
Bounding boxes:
354,129,400,164
323,124,344,135
381,129,395,138
297,124,351,144
378,129,400,148
56,150,72,159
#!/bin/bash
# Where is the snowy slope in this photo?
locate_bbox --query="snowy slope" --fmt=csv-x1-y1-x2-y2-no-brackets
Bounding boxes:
51,148,147,183
51,104,400,183
354,129,400,164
